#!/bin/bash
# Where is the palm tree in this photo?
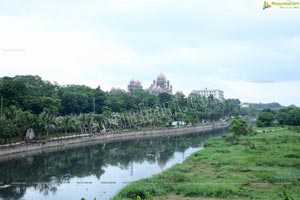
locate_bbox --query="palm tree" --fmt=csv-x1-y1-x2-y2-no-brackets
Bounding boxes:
39,110,55,139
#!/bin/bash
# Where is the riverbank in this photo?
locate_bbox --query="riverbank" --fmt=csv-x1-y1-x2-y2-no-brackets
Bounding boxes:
112,127,300,200
0,122,228,161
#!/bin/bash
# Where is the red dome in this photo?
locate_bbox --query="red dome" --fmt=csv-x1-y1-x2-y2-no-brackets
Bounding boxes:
157,73,166,81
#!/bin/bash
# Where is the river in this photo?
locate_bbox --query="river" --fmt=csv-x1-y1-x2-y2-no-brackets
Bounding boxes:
0,128,228,200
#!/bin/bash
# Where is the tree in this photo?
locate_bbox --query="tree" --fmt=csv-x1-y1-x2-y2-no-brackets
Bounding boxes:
130,89,157,110
224,99,241,117
0,114,10,143
105,90,131,112
55,116,77,134
39,110,56,138
256,110,275,127
277,108,290,125
288,107,300,125
94,86,106,113
0,77,28,109
59,85,94,115
158,92,172,106
230,117,248,138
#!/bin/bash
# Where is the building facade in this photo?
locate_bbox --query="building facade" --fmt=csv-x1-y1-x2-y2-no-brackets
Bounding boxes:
127,79,143,94
148,73,173,95
192,88,224,100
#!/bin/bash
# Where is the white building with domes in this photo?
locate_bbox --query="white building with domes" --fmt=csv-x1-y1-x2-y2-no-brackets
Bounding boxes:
148,73,173,95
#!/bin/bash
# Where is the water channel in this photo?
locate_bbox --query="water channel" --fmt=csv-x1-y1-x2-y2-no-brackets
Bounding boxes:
0,128,228,200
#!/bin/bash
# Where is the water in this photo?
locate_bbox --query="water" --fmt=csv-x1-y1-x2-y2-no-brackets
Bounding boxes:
0,128,228,200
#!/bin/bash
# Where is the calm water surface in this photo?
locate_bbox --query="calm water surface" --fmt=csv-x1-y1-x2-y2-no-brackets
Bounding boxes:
0,128,227,200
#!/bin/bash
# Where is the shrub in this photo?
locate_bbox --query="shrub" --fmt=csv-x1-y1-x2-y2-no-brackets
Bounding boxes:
230,117,248,138
173,183,236,198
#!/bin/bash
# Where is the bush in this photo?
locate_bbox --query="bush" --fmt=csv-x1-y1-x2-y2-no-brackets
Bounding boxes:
173,183,236,198
230,117,248,138
256,110,275,127
112,181,166,200
288,126,300,133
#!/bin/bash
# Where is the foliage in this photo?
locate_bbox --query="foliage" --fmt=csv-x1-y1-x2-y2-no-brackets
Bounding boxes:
104,89,131,112
277,190,295,200
112,128,300,199
256,106,300,127
256,109,275,127
240,102,284,117
287,107,300,125
230,117,248,138
0,75,245,142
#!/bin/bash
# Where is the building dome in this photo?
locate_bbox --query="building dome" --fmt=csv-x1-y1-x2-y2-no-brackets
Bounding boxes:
111,87,116,91
176,90,184,95
157,73,166,81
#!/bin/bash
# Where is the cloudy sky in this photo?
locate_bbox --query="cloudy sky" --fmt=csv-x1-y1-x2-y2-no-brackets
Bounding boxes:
0,0,299,106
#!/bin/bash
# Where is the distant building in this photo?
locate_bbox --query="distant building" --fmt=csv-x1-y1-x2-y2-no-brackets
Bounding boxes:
148,73,173,95
127,79,143,94
111,87,123,92
192,88,224,100
240,103,250,108
175,91,184,96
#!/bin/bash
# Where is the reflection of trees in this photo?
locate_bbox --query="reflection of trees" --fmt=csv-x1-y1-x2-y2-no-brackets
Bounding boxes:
0,128,227,200
0,186,26,200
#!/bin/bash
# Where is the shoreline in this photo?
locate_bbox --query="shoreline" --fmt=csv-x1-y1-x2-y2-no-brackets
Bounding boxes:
0,122,229,161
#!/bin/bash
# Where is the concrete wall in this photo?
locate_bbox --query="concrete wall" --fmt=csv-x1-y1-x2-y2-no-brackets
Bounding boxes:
0,122,229,161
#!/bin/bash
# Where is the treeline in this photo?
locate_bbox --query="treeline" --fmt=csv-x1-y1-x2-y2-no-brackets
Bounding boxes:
240,102,284,117
0,75,105,115
0,75,241,143
256,107,300,127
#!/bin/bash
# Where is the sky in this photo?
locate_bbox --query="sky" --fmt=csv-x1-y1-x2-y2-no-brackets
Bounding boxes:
0,0,300,106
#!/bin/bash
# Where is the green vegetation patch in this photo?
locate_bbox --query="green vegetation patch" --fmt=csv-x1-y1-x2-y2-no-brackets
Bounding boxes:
112,128,300,200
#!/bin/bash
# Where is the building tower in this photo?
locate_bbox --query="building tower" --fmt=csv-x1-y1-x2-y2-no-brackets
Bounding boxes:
127,79,143,94
148,73,173,95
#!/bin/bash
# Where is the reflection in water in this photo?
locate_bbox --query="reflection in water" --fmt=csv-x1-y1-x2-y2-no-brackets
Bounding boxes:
0,128,227,200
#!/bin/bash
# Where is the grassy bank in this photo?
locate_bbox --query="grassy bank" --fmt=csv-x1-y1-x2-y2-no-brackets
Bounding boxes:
112,127,300,200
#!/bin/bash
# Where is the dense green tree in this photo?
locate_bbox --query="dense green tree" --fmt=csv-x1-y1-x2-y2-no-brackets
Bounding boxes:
230,117,248,138
224,99,241,116
59,85,100,115
0,77,28,109
0,113,10,143
277,107,293,125
0,75,247,142
158,92,172,105
130,89,158,110
288,107,300,125
105,89,131,112
256,109,275,127
0,75,61,114
94,86,106,113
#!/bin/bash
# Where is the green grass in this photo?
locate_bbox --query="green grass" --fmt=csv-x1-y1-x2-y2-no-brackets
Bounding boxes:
111,128,300,200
